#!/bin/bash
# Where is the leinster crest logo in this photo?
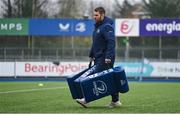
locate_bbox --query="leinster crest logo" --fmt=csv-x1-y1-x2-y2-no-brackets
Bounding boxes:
93,80,107,96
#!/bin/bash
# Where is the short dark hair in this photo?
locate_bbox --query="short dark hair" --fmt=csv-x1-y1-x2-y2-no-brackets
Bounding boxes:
94,7,105,14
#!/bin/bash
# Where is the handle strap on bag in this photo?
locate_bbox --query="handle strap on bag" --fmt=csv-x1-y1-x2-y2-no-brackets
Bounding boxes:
88,61,92,68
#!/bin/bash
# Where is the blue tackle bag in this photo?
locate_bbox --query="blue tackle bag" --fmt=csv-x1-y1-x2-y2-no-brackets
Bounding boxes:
67,64,129,103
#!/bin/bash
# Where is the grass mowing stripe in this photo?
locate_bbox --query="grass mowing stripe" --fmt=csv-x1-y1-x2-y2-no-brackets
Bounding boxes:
0,86,67,94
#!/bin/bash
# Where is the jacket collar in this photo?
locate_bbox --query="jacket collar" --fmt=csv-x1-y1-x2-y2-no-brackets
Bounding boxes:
94,16,113,28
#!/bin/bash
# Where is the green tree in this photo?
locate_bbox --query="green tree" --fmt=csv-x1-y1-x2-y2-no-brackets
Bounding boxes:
112,0,134,18
1,0,48,18
143,0,180,18
1,0,12,17
14,0,48,18
56,0,83,18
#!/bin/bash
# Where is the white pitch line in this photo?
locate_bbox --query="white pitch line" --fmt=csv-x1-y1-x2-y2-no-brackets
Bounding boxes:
0,87,67,94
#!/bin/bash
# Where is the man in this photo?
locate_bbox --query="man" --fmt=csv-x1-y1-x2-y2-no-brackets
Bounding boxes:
76,7,121,108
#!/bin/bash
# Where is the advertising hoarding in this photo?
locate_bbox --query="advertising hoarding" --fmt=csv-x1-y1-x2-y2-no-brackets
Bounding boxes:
0,19,28,35
115,19,140,37
29,19,94,36
140,19,180,36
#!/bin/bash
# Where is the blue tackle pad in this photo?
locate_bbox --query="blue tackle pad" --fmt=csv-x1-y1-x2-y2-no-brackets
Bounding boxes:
67,66,129,103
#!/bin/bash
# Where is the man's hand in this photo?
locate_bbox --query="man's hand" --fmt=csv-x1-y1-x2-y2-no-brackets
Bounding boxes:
105,58,111,64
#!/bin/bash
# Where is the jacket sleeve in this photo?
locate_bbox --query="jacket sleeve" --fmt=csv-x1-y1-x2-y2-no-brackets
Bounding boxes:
103,24,115,60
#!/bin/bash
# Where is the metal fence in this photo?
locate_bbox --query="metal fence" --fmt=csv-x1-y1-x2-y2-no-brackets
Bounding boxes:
0,47,180,61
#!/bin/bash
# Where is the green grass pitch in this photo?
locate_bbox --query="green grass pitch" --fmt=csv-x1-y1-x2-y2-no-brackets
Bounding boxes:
0,82,180,113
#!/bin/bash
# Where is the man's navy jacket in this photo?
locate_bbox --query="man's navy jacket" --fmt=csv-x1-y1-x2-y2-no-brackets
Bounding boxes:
89,16,115,62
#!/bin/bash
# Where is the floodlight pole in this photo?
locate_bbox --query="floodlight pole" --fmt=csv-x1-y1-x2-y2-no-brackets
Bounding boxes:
31,0,35,59
125,37,129,60
159,35,162,60
71,0,75,59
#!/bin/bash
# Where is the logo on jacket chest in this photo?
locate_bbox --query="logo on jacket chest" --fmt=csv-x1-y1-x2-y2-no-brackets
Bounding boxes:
96,29,100,33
